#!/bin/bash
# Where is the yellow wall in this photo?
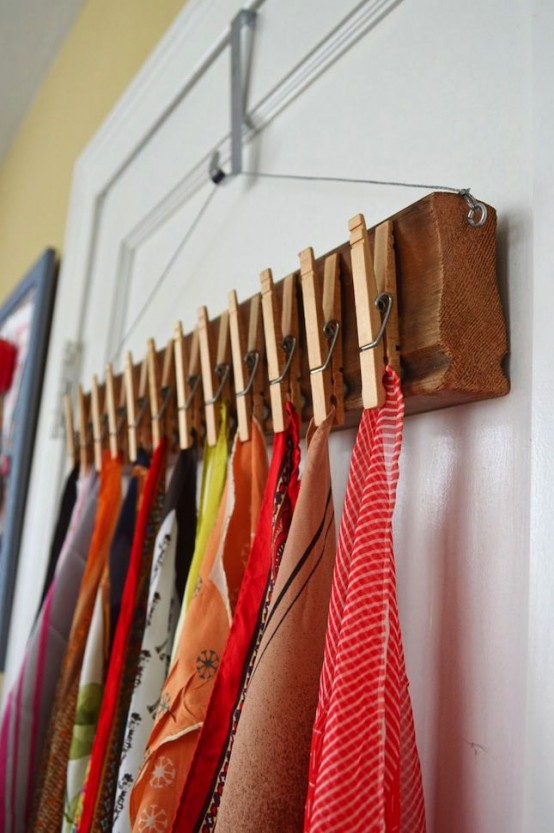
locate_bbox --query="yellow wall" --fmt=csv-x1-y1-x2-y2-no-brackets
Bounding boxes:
0,0,187,301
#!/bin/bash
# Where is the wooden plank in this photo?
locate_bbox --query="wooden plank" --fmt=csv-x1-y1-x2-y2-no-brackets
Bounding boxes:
80,193,508,437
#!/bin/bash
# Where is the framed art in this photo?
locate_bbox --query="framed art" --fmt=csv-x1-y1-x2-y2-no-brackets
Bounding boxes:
0,249,57,668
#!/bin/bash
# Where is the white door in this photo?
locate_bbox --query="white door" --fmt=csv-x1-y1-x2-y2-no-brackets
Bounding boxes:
7,1,554,830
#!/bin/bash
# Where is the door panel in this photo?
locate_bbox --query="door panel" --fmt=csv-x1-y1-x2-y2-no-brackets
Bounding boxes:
6,1,534,831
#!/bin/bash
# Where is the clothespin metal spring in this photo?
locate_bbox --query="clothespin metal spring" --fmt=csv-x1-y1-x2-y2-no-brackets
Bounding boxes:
177,374,201,413
204,362,230,405
236,350,260,397
309,320,340,376
359,293,393,354
269,335,297,386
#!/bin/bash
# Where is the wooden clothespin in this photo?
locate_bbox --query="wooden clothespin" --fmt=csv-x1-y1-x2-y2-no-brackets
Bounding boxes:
105,363,118,459
147,338,162,449
90,374,103,472
63,393,77,467
299,248,343,426
260,270,300,433
198,307,230,446
229,291,264,442
117,366,129,463
247,293,266,428
229,291,249,441
349,213,387,408
77,384,91,472
137,354,151,452
161,336,175,444
373,220,400,374
188,327,201,440
174,323,201,449
124,351,139,463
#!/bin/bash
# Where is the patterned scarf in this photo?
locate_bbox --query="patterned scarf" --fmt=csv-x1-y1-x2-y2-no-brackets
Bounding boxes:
215,409,337,832
0,468,96,833
172,406,229,655
111,446,198,833
172,403,300,833
29,455,122,833
62,461,148,832
130,419,267,832
76,440,167,832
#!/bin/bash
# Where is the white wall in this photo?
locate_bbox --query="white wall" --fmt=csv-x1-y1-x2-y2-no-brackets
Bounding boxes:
6,1,550,830
525,1,554,829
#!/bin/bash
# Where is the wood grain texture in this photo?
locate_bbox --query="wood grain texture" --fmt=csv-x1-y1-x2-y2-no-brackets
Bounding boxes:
198,306,218,446
229,290,250,441
63,393,76,466
76,193,508,443
90,374,102,472
105,363,118,459
174,321,193,450
374,220,401,375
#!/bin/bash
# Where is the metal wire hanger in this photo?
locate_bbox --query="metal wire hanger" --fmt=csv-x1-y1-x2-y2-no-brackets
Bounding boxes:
110,157,487,366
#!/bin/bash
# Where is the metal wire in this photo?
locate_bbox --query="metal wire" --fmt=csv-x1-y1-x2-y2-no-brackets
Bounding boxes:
109,166,486,371
240,170,462,193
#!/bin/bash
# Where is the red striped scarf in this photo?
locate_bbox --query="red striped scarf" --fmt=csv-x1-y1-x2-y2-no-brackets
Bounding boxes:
305,368,426,833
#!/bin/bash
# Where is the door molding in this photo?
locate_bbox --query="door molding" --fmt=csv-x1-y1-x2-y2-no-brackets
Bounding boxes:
5,0,401,690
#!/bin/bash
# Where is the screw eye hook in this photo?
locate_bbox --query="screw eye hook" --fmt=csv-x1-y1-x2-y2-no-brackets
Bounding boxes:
459,189,488,228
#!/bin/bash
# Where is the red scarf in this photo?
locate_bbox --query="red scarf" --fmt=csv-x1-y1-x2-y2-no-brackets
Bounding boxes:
305,369,426,833
77,440,167,832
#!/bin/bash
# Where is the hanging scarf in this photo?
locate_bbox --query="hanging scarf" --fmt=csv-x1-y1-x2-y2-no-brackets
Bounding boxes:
172,403,300,833
215,409,336,832
36,463,79,614
112,445,198,833
130,419,267,833
29,455,122,833
75,440,167,833
62,460,148,832
0,468,97,833
171,408,228,659
304,369,426,833
107,451,151,647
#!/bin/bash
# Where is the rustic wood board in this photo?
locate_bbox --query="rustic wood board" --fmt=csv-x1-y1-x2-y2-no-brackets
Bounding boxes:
87,191,508,444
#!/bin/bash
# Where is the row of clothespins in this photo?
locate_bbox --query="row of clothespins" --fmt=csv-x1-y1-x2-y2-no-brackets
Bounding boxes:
64,212,400,470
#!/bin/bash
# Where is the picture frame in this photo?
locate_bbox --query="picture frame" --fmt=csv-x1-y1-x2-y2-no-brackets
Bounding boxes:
0,249,58,668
